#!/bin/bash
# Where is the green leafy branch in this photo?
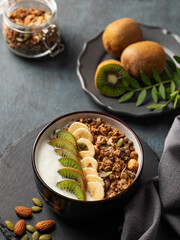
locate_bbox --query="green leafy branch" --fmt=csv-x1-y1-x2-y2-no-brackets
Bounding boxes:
118,55,180,111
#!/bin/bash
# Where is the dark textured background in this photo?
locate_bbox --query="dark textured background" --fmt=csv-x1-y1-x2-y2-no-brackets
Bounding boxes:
0,0,180,239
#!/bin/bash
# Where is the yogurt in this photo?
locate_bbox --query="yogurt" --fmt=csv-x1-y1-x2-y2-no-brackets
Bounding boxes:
36,138,93,201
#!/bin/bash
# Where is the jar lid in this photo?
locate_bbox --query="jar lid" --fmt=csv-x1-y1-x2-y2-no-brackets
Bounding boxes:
0,0,5,15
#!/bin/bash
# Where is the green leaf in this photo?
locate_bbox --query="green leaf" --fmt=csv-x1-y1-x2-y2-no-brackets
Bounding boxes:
165,68,173,79
140,72,151,86
175,79,180,87
167,60,177,72
166,87,171,94
147,103,165,110
118,85,133,91
170,81,176,93
174,95,179,109
118,91,134,103
123,76,140,89
159,84,166,100
170,91,178,98
151,86,158,103
174,56,180,64
136,89,147,107
176,68,180,78
152,69,162,82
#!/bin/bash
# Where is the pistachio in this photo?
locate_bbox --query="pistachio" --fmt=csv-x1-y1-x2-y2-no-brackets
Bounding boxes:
21,234,29,240
32,198,43,207
5,220,14,231
26,224,36,233
39,234,52,240
117,138,124,147
31,206,42,213
32,231,39,240
99,171,112,178
78,142,88,151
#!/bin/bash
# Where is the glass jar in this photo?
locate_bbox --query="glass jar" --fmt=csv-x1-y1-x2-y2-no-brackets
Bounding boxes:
0,0,64,58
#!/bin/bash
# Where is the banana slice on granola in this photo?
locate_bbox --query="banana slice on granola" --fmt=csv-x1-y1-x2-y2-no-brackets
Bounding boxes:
80,157,98,170
83,168,98,176
77,138,95,156
68,122,89,134
73,128,93,142
79,151,93,159
87,182,104,200
86,174,104,186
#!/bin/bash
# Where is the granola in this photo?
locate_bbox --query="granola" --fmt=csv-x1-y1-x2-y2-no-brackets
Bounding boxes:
2,8,57,56
79,117,139,199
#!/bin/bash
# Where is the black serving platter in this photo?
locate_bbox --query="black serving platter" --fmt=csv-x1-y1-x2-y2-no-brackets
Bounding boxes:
77,24,180,117
0,124,158,240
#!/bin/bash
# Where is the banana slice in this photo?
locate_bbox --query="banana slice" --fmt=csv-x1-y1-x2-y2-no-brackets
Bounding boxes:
83,168,98,176
73,128,93,142
77,138,95,156
68,122,89,134
87,182,104,200
86,174,104,186
80,157,98,170
79,151,93,159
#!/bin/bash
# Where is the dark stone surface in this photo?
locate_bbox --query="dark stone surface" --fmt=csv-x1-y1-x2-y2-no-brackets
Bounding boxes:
0,0,180,239
0,125,158,240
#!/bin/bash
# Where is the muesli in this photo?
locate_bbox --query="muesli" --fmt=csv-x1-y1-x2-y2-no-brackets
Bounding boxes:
3,8,57,56
37,118,139,201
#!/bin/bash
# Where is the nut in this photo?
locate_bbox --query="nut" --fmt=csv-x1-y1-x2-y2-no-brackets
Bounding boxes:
35,220,55,232
15,206,32,218
14,219,26,236
5,220,14,231
26,224,36,233
32,231,40,240
32,198,43,207
31,206,42,213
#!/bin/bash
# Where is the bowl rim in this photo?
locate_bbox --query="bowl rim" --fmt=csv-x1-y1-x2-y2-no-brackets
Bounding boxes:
32,110,144,204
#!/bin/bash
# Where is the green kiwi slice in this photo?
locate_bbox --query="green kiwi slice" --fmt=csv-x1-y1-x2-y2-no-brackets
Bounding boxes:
58,167,86,189
59,158,83,172
56,180,86,201
55,148,78,161
56,130,76,146
95,62,129,97
49,138,77,155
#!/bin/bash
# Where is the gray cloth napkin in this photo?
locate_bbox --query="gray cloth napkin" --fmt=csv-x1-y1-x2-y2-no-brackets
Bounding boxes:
120,115,180,240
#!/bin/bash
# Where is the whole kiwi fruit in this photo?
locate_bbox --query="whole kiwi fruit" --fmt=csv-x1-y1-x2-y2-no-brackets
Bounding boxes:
121,41,166,78
95,59,129,97
102,18,143,58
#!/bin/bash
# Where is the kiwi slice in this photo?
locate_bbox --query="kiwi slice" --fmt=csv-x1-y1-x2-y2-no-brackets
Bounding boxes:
95,59,129,97
49,138,77,155
56,130,76,146
58,167,86,189
56,180,86,201
55,148,78,161
59,158,83,172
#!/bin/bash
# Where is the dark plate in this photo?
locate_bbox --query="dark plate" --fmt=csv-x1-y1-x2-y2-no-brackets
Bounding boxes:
77,24,180,117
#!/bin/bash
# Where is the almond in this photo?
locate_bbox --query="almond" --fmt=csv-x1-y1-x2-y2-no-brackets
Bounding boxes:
15,206,32,218
35,220,55,232
14,219,26,236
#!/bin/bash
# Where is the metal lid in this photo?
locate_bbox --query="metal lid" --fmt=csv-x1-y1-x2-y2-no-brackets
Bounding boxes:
0,0,5,15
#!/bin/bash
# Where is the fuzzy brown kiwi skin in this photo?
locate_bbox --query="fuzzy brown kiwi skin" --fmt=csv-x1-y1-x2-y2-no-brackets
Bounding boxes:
102,18,143,58
121,41,166,78
94,59,127,91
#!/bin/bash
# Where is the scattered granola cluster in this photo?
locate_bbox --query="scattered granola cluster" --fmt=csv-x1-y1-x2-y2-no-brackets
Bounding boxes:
79,117,139,199
3,8,57,56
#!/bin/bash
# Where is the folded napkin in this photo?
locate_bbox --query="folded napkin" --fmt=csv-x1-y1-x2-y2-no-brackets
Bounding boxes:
120,116,180,240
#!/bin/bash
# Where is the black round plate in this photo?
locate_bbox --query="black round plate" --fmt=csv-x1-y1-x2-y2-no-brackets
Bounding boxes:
77,24,180,117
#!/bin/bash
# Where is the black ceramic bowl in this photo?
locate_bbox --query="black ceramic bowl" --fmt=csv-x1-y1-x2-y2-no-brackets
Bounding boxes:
32,111,144,220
